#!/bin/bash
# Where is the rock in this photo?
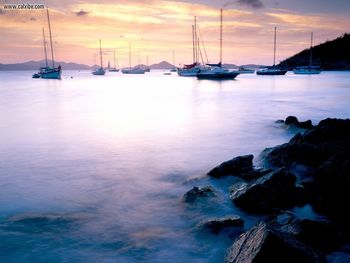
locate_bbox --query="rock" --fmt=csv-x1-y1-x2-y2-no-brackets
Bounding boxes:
199,216,244,234
285,116,314,129
230,169,297,213
265,118,350,169
311,150,350,236
275,211,295,225
225,222,326,263
208,155,254,178
285,116,299,125
279,219,343,253
183,186,215,203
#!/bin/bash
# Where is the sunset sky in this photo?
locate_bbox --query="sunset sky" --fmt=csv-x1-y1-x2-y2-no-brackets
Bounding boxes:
1,0,350,66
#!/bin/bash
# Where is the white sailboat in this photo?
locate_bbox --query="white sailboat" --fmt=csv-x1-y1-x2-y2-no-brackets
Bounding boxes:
109,50,119,72
145,56,151,72
33,8,61,79
196,9,240,80
256,27,287,76
170,49,177,72
92,39,105,75
293,32,321,74
121,42,146,74
178,17,206,76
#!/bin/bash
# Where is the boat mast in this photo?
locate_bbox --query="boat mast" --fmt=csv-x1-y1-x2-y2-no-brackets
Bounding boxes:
220,9,223,66
129,41,131,69
192,25,195,63
42,28,48,68
310,32,313,67
114,50,116,68
194,16,197,63
99,39,103,68
273,26,277,66
46,8,55,68
173,49,175,67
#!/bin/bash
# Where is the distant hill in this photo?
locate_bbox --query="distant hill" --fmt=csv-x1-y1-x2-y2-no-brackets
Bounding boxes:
0,60,92,70
149,61,175,69
278,33,350,70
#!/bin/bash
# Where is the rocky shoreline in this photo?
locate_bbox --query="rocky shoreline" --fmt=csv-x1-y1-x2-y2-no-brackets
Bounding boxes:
184,116,350,263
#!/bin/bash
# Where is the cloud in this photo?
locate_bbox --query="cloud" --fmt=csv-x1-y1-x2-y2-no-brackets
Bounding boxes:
224,0,264,9
75,9,89,16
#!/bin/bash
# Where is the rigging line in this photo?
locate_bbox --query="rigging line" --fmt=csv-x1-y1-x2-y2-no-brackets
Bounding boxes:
197,25,208,63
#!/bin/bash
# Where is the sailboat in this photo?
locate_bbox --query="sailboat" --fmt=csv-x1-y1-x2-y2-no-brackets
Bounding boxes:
178,17,206,76
170,49,177,72
256,27,287,75
92,39,105,75
145,56,151,72
121,42,146,74
196,9,240,80
109,50,119,72
293,32,321,74
32,8,61,79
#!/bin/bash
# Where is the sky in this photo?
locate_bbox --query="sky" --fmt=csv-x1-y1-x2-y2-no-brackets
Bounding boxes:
0,0,350,66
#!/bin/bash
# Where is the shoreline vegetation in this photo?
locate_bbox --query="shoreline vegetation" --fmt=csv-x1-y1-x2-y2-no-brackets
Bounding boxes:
184,116,350,263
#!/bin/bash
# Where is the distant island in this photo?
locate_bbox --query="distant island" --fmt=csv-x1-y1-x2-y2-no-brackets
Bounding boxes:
0,59,266,71
278,33,350,70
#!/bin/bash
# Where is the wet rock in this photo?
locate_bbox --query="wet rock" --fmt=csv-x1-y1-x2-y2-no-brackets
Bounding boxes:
266,118,350,169
199,216,244,234
226,222,326,263
230,169,297,213
208,155,254,178
183,186,215,203
311,150,350,236
285,116,314,129
280,219,343,253
275,211,295,225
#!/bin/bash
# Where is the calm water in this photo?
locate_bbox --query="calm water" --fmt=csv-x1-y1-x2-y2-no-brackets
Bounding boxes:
1,70,350,262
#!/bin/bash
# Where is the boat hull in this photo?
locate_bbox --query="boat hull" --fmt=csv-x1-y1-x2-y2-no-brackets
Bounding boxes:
197,72,240,80
178,68,200,77
256,70,287,75
41,69,62,79
121,69,146,74
92,68,106,75
293,69,321,75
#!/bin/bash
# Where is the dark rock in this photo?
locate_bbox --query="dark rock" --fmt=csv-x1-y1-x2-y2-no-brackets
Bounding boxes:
199,216,244,234
280,219,343,253
230,169,297,213
285,116,314,129
183,186,215,203
311,150,350,235
275,119,285,124
226,222,326,263
275,211,295,225
285,116,299,125
208,155,254,178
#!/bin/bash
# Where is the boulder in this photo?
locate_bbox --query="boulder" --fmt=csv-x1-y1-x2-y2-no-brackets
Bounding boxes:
285,116,314,129
199,216,244,234
208,155,254,178
265,118,350,169
226,222,326,263
230,169,297,213
280,219,343,253
183,186,215,203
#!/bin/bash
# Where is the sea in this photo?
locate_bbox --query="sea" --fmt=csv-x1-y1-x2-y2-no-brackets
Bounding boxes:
1,70,350,262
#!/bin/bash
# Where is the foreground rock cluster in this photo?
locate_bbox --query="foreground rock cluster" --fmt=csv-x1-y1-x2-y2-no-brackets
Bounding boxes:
184,116,350,263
